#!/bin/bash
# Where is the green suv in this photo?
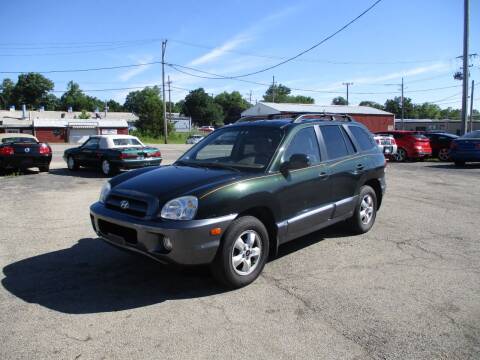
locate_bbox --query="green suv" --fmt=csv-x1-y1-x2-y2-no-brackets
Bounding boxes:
90,114,386,288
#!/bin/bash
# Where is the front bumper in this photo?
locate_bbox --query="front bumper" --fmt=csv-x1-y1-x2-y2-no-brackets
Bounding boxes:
90,202,236,265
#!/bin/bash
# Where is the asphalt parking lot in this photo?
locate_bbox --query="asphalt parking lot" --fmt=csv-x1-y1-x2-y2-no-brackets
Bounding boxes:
1,156,479,359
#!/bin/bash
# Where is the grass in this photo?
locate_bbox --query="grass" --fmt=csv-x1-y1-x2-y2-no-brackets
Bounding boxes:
131,131,198,145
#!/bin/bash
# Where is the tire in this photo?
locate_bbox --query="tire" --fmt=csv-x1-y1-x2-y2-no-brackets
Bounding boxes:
67,156,79,171
101,159,117,177
347,185,377,235
39,165,50,172
394,148,407,162
438,148,450,161
454,160,465,167
211,216,269,289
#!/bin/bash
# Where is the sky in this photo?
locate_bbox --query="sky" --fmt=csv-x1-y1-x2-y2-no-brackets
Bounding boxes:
0,0,479,109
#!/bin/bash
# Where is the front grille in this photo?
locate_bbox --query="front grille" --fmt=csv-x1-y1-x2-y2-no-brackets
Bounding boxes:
98,219,137,244
105,194,149,217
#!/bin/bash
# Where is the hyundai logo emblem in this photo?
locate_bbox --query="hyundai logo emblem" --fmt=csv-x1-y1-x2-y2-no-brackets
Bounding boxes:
120,200,130,210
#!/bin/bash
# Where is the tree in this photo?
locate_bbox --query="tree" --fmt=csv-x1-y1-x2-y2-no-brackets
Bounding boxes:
43,93,60,110
12,73,54,109
78,110,91,119
60,81,103,112
332,96,347,105
263,84,314,104
182,88,223,126
384,96,416,118
0,78,15,109
106,99,124,112
415,102,441,119
214,91,250,124
359,100,384,110
124,86,166,136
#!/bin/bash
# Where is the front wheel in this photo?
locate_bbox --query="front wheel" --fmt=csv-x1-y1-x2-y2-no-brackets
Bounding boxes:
67,156,79,171
211,216,269,289
347,185,377,234
394,148,407,162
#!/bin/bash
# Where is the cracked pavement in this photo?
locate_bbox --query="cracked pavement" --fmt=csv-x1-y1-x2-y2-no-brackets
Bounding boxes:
1,160,479,359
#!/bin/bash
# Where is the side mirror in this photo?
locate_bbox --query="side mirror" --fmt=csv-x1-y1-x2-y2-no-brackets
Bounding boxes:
280,153,311,174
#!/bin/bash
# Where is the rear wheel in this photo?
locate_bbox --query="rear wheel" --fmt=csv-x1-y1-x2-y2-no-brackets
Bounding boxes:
101,159,117,176
394,148,407,162
438,148,450,161
347,185,377,234
67,156,79,171
211,216,269,289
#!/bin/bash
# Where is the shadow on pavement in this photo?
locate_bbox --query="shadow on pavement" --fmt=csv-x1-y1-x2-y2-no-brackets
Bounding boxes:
426,163,480,170
48,168,110,179
2,238,222,314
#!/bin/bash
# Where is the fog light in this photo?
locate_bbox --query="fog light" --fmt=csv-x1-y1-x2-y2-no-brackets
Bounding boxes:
163,237,173,251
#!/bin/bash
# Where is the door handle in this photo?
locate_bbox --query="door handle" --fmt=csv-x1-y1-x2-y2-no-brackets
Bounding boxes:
356,164,364,170
318,171,329,180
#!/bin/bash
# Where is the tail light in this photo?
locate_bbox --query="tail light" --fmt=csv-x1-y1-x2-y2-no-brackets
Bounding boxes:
151,151,161,158
39,143,51,155
120,152,137,159
0,146,14,156
391,138,396,145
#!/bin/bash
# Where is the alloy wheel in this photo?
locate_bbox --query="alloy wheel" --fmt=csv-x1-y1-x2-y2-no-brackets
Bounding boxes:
395,149,406,162
360,194,374,225
438,148,450,161
68,156,75,170
102,160,110,175
231,230,262,276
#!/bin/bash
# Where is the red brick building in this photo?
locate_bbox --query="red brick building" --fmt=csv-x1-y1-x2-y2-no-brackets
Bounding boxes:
241,102,394,132
0,110,136,143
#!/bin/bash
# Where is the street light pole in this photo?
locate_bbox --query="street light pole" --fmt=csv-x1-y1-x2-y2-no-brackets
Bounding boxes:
342,82,353,105
161,40,168,144
461,0,469,135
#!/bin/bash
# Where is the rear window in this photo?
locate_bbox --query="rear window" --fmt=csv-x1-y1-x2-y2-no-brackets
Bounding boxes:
113,138,142,146
320,125,351,160
1,137,37,144
412,134,428,140
348,126,376,151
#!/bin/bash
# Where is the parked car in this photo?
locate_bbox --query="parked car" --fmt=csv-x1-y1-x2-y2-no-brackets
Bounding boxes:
419,131,458,161
373,134,397,157
450,130,480,166
64,135,162,176
0,133,52,172
376,130,432,162
90,114,386,288
198,126,215,133
186,134,205,144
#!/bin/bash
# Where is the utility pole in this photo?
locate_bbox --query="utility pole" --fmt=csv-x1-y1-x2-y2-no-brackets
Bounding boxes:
272,76,275,103
249,90,252,104
469,79,475,132
401,77,405,130
161,40,168,144
167,75,172,122
461,0,469,135
342,82,353,105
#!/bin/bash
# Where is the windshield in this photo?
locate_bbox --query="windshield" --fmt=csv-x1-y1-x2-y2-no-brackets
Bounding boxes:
113,138,143,146
1,137,37,144
461,130,480,139
178,126,284,170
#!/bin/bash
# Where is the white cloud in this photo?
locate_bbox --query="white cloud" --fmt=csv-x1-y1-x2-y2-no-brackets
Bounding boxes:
189,36,250,66
118,56,154,82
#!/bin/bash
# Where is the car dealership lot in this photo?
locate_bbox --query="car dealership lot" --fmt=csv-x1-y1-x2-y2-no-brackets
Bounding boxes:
1,161,479,359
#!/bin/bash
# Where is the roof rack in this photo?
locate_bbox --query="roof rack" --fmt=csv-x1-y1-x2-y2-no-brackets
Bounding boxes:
293,113,355,123
236,114,291,123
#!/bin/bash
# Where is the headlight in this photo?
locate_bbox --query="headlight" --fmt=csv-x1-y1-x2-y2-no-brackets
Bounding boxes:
160,196,198,220
99,181,111,203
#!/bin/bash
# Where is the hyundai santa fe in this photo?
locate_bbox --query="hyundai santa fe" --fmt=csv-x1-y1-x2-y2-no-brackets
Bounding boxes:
90,114,386,288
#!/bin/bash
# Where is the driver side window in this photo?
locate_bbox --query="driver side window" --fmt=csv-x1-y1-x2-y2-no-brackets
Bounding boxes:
283,127,321,165
83,138,100,149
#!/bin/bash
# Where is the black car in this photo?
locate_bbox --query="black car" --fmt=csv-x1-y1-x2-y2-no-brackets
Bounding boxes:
0,133,52,172
64,135,162,176
420,131,458,161
90,114,386,288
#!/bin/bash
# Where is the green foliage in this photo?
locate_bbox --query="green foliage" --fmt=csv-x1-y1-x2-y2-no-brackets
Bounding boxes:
106,99,124,112
182,88,224,126
332,96,348,105
263,84,314,104
214,91,250,124
384,96,416,118
0,78,15,109
12,73,54,108
415,102,441,119
78,110,91,119
124,86,166,136
60,81,104,112
359,100,384,110
131,129,191,144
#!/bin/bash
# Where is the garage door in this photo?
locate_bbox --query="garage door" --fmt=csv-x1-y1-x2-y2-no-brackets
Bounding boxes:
69,128,97,143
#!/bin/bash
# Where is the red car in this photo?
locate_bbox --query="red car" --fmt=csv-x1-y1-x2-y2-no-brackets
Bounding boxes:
376,131,432,162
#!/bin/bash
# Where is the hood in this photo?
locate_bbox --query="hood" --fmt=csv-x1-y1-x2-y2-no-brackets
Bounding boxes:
112,164,247,203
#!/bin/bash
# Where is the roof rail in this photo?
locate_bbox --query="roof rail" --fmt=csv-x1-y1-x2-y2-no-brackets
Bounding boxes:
236,114,291,123
293,113,355,123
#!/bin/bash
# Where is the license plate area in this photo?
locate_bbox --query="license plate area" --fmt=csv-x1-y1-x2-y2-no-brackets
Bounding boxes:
98,219,137,244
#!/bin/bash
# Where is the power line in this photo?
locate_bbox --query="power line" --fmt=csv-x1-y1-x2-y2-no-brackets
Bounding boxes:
210,0,384,78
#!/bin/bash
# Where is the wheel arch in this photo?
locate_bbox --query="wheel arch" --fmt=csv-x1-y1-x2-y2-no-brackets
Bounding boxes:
363,178,383,210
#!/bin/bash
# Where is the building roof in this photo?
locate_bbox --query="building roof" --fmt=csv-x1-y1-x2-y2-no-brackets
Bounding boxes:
241,102,393,117
34,118,128,128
